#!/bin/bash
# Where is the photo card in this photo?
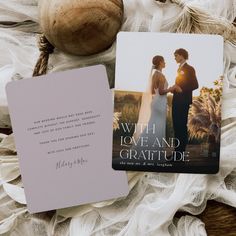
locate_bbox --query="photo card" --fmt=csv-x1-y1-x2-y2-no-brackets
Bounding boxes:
112,32,223,174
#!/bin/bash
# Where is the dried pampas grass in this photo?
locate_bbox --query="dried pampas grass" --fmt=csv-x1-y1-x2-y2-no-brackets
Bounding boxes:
164,0,236,45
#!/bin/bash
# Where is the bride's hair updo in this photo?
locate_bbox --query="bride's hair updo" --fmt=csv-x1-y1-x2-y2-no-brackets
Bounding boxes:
152,55,164,69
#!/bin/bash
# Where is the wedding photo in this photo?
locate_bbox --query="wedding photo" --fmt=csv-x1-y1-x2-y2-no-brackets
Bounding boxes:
113,33,223,173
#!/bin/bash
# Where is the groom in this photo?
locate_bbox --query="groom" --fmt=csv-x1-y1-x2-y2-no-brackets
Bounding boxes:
172,48,199,153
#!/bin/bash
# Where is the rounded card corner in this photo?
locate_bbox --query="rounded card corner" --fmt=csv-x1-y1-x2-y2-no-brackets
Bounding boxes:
5,81,13,94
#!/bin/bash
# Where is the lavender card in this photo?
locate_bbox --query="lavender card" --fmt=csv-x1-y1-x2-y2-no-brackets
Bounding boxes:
6,65,128,213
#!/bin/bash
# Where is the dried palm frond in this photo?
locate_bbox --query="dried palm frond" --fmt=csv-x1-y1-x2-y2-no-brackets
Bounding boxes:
188,115,211,127
188,84,221,143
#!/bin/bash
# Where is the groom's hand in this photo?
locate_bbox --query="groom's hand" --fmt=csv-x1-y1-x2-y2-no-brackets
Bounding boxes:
171,85,182,93
168,86,175,93
175,85,182,93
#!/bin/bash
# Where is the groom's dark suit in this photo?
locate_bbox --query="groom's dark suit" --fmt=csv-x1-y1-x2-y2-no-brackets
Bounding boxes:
172,63,198,152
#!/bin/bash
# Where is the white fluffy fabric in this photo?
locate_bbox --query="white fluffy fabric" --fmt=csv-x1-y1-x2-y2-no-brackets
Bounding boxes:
0,0,236,235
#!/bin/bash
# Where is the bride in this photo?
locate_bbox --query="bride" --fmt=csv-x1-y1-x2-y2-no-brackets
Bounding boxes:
132,55,181,156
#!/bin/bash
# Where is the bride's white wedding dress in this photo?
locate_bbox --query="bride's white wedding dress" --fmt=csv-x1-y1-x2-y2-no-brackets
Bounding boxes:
133,70,168,153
